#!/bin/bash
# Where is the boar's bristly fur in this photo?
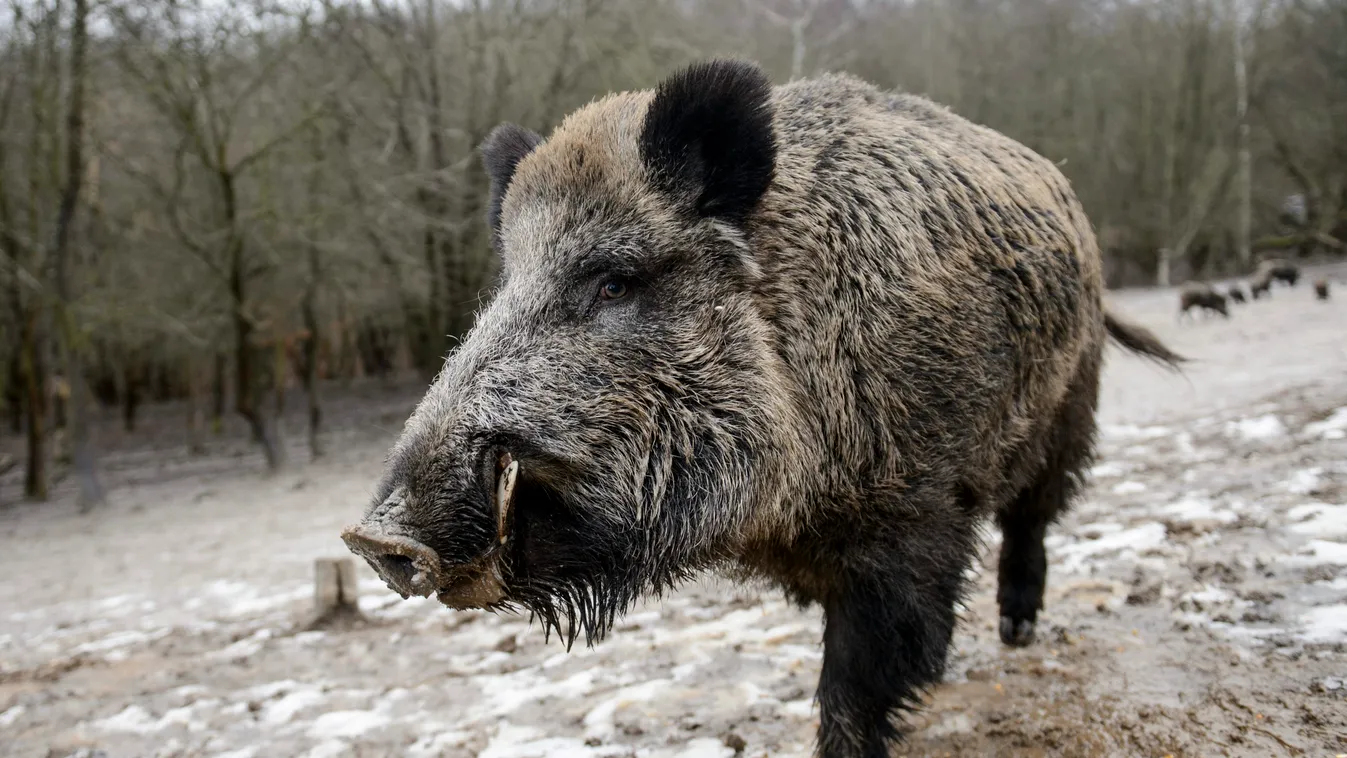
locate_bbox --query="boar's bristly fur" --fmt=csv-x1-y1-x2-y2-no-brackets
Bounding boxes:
345,58,1183,758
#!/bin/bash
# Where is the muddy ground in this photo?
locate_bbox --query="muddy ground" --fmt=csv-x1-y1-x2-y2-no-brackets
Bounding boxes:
2,272,1346,758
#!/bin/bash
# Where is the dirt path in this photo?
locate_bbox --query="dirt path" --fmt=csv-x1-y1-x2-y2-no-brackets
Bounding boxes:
2,275,1345,758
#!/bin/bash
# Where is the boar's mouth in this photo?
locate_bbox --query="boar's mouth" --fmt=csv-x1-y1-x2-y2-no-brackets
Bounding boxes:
340,454,521,610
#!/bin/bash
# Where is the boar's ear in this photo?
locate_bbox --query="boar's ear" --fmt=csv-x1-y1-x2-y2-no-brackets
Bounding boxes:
481,123,544,249
639,58,776,224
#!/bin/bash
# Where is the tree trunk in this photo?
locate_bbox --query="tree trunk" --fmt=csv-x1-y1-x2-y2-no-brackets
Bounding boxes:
21,318,49,501
211,352,226,434
302,250,323,461
273,340,287,419
121,361,139,433
222,162,283,472
303,318,323,461
186,359,206,456
1232,0,1252,270
5,353,20,434
49,0,103,512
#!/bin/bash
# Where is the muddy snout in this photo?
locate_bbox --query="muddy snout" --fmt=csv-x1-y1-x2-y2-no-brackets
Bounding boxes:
339,455,521,610
340,525,447,599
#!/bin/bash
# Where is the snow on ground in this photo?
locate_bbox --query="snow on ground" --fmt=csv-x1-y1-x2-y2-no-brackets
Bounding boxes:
2,276,1347,757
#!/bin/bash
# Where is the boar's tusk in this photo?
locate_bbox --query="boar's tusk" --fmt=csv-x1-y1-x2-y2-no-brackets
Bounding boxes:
496,457,519,545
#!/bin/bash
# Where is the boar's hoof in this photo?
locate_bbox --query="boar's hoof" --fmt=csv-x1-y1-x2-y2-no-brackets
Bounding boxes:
999,616,1036,647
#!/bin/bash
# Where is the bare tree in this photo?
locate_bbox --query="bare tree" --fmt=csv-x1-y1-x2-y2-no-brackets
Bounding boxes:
48,0,105,509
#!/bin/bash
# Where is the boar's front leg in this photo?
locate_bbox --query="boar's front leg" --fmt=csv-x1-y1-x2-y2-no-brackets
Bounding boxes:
814,516,973,758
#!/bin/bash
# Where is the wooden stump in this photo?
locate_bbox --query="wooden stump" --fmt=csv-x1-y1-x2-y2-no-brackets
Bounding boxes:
312,557,361,626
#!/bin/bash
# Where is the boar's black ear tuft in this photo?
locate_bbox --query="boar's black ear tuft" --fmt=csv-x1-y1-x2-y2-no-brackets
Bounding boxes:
481,122,544,249
639,58,776,223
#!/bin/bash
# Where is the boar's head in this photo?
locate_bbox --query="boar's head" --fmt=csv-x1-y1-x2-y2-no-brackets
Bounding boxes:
342,59,802,646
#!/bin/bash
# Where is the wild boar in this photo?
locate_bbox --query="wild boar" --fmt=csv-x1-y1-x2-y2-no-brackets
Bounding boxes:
1258,257,1300,287
1315,278,1330,300
1227,285,1247,304
342,59,1183,758
1250,271,1273,299
1179,283,1230,319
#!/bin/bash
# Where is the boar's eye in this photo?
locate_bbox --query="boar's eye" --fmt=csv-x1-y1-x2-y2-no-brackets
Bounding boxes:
599,279,630,302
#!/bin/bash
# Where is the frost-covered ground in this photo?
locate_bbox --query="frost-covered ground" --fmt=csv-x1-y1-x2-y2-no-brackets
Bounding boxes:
2,272,1346,758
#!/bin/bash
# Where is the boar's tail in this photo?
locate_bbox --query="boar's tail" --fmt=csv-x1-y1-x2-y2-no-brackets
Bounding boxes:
1103,310,1185,369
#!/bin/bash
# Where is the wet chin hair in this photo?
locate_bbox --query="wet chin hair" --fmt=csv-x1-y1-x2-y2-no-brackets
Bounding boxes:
505,513,714,649
501,475,727,649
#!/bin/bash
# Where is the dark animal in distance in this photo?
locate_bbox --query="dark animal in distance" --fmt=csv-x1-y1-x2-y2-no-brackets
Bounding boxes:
1179,283,1230,320
1258,258,1300,287
1227,285,1247,304
1250,272,1273,300
1315,278,1330,301
341,59,1184,758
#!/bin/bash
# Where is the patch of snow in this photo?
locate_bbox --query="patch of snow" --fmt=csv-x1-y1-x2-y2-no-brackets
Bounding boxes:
1279,540,1347,566
1287,504,1347,539
408,730,472,756
1286,468,1324,495
472,668,598,719
1184,586,1233,606
618,610,663,628
478,723,629,758
1298,605,1347,642
357,595,401,613
229,588,310,618
0,704,26,728
1112,481,1148,495
262,687,327,725
306,708,392,739
674,739,736,758
483,737,628,758
92,705,172,735
1226,414,1287,441
1102,424,1172,441
169,685,210,700
71,628,170,655
201,579,309,619
97,594,143,612
670,662,700,680
1074,522,1125,540
1304,407,1347,440
583,679,675,739
212,750,257,758
154,700,220,732
243,679,302,700
303,740,350,758
1162,496,1238,526
208,628,274,662
1054,522,1168,573
925,713,974,738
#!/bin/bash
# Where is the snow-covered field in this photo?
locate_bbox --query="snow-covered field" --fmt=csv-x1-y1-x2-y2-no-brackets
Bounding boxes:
2,272,1346,758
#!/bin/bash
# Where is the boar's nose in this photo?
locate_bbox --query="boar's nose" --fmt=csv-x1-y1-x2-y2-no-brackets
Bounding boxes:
340,524,446,599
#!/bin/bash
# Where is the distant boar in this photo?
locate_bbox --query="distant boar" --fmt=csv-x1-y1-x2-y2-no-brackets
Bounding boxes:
1315,278,1330,300
1258,257,1300,287
1179,283,1230,319
342,60,1183,758
1250,271,1273,299
1227,285,1247,304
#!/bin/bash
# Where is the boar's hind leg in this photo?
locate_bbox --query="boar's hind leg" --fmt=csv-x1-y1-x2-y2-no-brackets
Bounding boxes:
996,359,1100,647
816,520,972,757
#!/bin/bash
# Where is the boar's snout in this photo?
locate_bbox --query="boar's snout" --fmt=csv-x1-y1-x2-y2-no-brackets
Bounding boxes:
341,523,444,598
340,452,521,610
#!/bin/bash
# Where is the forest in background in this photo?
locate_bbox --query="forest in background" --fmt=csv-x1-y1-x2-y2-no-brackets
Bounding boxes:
2,0,1345,504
